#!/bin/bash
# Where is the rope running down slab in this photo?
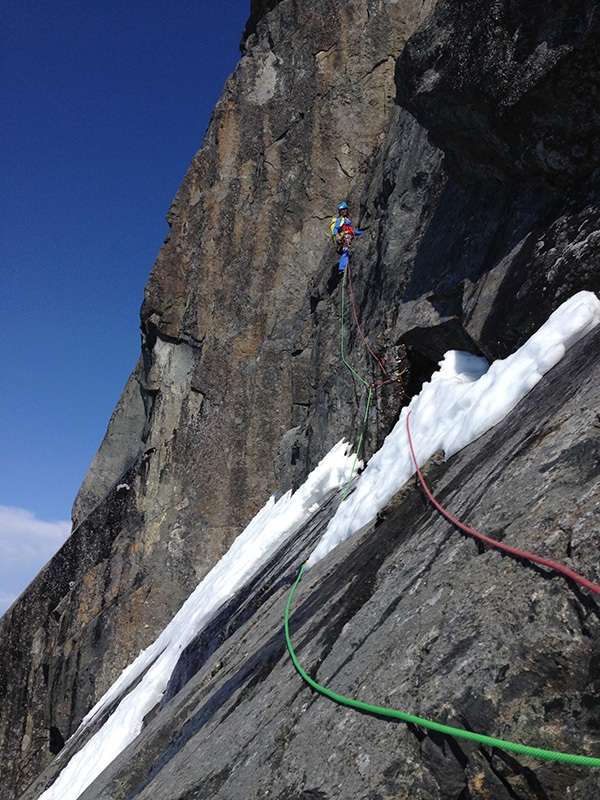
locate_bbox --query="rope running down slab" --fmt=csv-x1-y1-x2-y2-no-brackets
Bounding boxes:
405,410,600,596
285,563,600,768
285,258,600,767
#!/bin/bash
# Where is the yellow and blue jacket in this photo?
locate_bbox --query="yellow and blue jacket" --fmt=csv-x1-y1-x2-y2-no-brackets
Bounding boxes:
330,215,352,240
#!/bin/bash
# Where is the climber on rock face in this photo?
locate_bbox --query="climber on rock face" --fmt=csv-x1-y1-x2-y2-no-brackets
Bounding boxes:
330,202,363,246
330,202,364,271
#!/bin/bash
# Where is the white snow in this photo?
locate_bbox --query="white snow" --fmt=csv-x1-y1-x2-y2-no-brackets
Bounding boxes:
37,441,357,800
38,290,600,800
307,291,600,566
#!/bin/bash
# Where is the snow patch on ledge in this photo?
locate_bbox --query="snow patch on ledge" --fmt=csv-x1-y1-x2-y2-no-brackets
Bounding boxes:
307,291,600,567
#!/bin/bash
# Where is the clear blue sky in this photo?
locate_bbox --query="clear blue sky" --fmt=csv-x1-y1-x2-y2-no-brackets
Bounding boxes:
0,0,250,613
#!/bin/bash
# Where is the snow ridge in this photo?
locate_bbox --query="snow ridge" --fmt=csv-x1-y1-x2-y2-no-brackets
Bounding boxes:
307,291,600,566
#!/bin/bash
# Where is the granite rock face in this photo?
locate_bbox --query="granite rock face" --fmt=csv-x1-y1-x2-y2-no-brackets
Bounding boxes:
2,0,600,798
397,0,600,187
20,329,600,800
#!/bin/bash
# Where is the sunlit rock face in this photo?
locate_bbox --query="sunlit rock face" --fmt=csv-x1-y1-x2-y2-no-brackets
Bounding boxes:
1,1,435,796
3,0,600,798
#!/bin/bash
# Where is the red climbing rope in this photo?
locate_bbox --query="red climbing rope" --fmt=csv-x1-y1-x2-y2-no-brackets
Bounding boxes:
346,258,391,383
405,410,600,596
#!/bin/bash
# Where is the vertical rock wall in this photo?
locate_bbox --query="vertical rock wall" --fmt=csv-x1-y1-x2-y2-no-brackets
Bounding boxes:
3,0,600,796
0,2,437,797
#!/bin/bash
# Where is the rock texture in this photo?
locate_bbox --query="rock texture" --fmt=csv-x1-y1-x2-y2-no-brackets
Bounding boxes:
19,329,600,800
2,0,600,798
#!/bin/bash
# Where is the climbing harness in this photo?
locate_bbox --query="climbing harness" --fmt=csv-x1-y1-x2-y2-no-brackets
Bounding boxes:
284,257,600,769
337,231,355,272
330,214,353,243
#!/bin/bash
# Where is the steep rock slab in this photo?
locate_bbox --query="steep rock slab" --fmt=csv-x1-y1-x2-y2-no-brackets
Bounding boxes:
25,325,600,800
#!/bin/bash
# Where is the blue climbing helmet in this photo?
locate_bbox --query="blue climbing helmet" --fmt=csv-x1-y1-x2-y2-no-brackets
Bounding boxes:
338,202,348,212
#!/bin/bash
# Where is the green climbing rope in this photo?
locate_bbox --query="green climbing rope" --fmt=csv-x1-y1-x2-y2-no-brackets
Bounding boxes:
285,564,600,768
339,269,373,500
287,252,600,768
